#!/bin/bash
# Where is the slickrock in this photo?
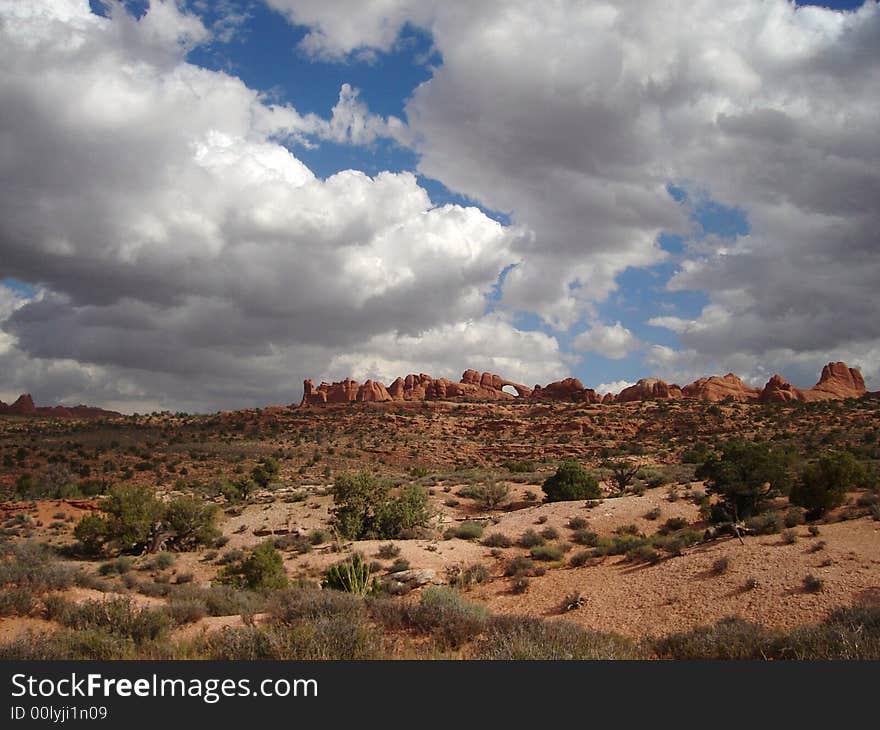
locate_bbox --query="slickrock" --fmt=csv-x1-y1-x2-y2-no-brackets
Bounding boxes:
682,374,760,402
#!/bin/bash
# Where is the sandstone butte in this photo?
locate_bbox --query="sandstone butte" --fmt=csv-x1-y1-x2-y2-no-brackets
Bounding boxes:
299,362,869,406
0,393,120,419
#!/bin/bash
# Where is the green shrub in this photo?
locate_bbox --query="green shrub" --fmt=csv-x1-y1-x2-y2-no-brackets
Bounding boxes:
696,441,794,520
530,544,564,561
571,529,599,547
482,532,513,548
517,529,545,548
653,617,784,659
445,521,484,540
322,554,373,596
791,452,867,518
502,460,536,473
408,587,488,648
54,597,171,644
163,496,220,549
476,616,641,659
331,471,431,540
377,543,401,559
542,461,601,502
218,541,288,591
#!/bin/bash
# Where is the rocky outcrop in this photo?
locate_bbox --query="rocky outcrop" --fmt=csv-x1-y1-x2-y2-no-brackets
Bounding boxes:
682,374,760,402
0,394,120,418
356,380,392,403
758,362,866,403
805,361,866,401
530,378,600,402
301,370,531,406
298,361,869,407
5,394,36,415
760,374,803,403
617,378,682,403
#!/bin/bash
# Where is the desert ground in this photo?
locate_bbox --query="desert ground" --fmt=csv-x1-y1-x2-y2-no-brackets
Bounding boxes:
1,394,878,659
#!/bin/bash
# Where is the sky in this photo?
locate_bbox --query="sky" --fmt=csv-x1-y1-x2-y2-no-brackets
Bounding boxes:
0,0,878,413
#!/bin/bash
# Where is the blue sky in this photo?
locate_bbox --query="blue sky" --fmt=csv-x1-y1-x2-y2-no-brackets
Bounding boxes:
1,1,877,410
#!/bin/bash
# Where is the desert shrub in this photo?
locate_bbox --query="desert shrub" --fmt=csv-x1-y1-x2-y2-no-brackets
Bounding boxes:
653,617,784,659
407,587,488,648
218,541,288,591
268,586,364,624
388,557,411,573
322,554,373,596
626,543,659,564
251,456,280,489
791,452,868,519
163,495,220,549
615,523,641,536
504,556,536,577
502,460,536,473
517,529,545,548
199,620,380,660
781,529,798,545
659,516,688,534
711,556,730,575
173,585,263,617
696,440,794,520
571,529,599,547
308,529,331,545
638,466,669,489
98,556,133,576
149,551,176,570
445,521,484,540
377,543,401,559
449,563,490,589
331,471,431,540
274,533,311,553
167,596,208,624
644,507,662,520
745,512,784,535
476,616,641,659
217,476,255,503
569,550,592,567
463,481,510,509
782,606,880,660
542,461,601,503
567,516,589,530
0,629,136,660
0,542,78,616
482,532,513,548
73,514,107,555
510,577,530,594
539,526,559,541
653,530,702,557
783,508,806,528
530,544,564,561
95,483,166,551
603,459,641,493
55,597,171,644
803,574,824,593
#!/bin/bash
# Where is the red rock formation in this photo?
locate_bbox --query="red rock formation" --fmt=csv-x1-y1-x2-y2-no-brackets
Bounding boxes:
0,394,119,418
804,361,866,401
682,374,759,402
356,380,392,402
617,378,682,403
760,374,804,403
300,370,531,406
7,394,36,414
298,361,869,407
529,378,600,402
